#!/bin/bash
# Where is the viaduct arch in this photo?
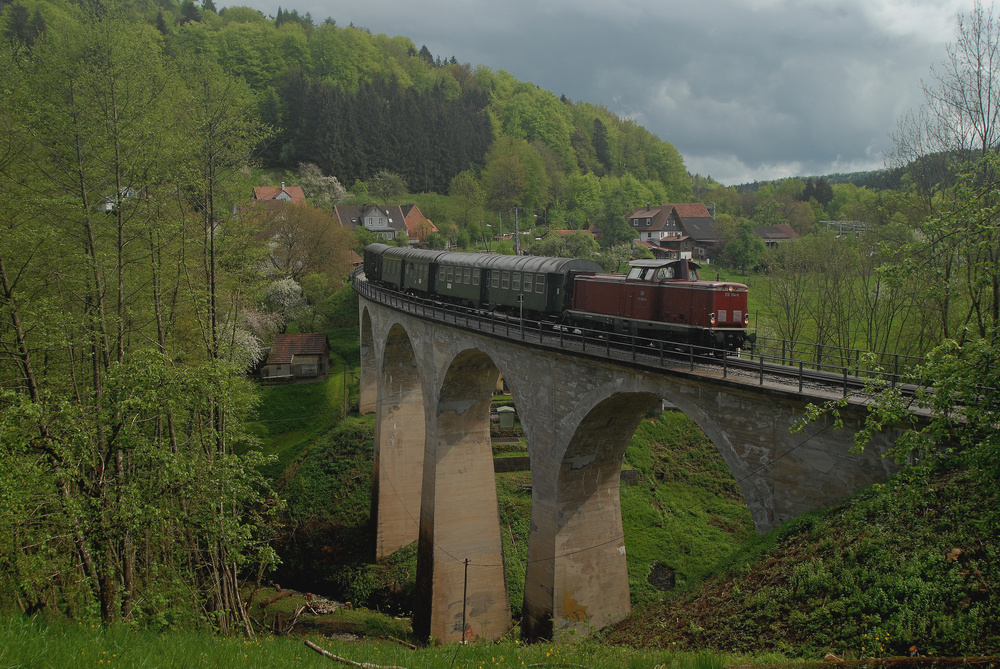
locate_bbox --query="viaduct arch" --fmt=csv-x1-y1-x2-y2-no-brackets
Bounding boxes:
359,295,902,644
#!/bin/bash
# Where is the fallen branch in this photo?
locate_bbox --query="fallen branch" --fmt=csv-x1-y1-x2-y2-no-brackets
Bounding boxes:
304,640,409,669
384,635,417,650
260,589,294,608
284,606,306,636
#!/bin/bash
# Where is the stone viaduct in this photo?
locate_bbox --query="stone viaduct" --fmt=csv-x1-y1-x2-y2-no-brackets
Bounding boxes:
357,286,903,645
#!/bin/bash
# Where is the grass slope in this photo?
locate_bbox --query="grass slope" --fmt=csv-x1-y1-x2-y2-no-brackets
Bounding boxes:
604,465,1000,659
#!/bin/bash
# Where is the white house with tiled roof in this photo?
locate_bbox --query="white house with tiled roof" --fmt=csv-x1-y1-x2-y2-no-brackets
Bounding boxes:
333,204,438,245
628,203,720,260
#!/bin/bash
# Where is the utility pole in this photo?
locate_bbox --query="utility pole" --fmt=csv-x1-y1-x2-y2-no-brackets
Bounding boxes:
513,207,519,255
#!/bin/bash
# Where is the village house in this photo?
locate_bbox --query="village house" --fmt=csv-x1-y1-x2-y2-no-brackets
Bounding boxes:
753,223,800,248
252,182,308,205
333,204,439,245
628,203,721,260
260,333,330,384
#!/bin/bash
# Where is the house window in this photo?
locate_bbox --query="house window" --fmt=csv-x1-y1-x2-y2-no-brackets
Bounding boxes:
632,219,638,227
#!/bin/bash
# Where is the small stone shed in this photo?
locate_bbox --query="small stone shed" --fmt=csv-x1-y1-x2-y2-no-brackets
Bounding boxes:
261,333,330,384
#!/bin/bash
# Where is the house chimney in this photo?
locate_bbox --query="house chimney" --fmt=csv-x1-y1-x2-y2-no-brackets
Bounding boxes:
646,202,651,211
281,181,286,190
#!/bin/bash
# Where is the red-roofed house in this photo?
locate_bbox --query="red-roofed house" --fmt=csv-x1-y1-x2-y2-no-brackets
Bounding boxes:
253,182,308,205
261,333,330,384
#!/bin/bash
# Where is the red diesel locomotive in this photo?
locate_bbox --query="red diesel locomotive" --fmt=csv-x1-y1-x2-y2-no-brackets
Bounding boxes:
568,259,755,352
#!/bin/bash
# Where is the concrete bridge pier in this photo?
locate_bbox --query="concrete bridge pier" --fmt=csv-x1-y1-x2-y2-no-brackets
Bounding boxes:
412,349,512,644
359,310,377,414
372,325,425,559
521,390,660,642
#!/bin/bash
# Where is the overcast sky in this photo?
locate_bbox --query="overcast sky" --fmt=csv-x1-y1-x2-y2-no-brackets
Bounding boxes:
227,0,977,185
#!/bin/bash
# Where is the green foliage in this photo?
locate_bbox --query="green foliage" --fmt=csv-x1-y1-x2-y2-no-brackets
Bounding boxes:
608,466,1000,657
621,412,754,604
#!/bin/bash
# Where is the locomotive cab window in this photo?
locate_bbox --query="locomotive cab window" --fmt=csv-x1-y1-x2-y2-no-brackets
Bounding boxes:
627,267,647,280
656,266,676,280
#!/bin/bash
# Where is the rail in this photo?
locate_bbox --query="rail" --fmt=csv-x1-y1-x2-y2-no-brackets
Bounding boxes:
352,269,922,399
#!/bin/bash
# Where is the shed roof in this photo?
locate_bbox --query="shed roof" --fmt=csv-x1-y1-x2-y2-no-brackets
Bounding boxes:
265,333,329,365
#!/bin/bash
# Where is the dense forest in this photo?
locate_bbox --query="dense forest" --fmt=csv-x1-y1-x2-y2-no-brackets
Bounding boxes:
2,0,1000,646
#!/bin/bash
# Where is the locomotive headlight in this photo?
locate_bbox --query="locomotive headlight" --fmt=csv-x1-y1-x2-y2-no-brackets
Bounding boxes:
709,312,717,325
744,312,750,326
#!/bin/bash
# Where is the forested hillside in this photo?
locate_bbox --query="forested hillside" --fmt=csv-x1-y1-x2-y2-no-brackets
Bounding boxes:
135,0,689,222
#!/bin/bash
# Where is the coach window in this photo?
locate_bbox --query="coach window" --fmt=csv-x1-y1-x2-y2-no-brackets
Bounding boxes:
512,273,521,291
502,271,510,289
524,272,532,288
473,271,480,285
464,268,471,283
492,273,499,288
447,267,454,282
535,275,545,293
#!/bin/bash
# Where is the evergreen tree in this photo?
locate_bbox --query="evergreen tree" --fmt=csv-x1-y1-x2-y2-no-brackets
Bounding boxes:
593,118,612,175
155,9,169,34
179,0,200,24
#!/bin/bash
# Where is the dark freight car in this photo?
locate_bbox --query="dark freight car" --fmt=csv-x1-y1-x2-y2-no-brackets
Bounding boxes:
435,252,489,306
382,246,444,294
479,255,603,315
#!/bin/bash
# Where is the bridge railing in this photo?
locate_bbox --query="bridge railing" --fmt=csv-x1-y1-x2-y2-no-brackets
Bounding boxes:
748,335,923,390
353,272,922,396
